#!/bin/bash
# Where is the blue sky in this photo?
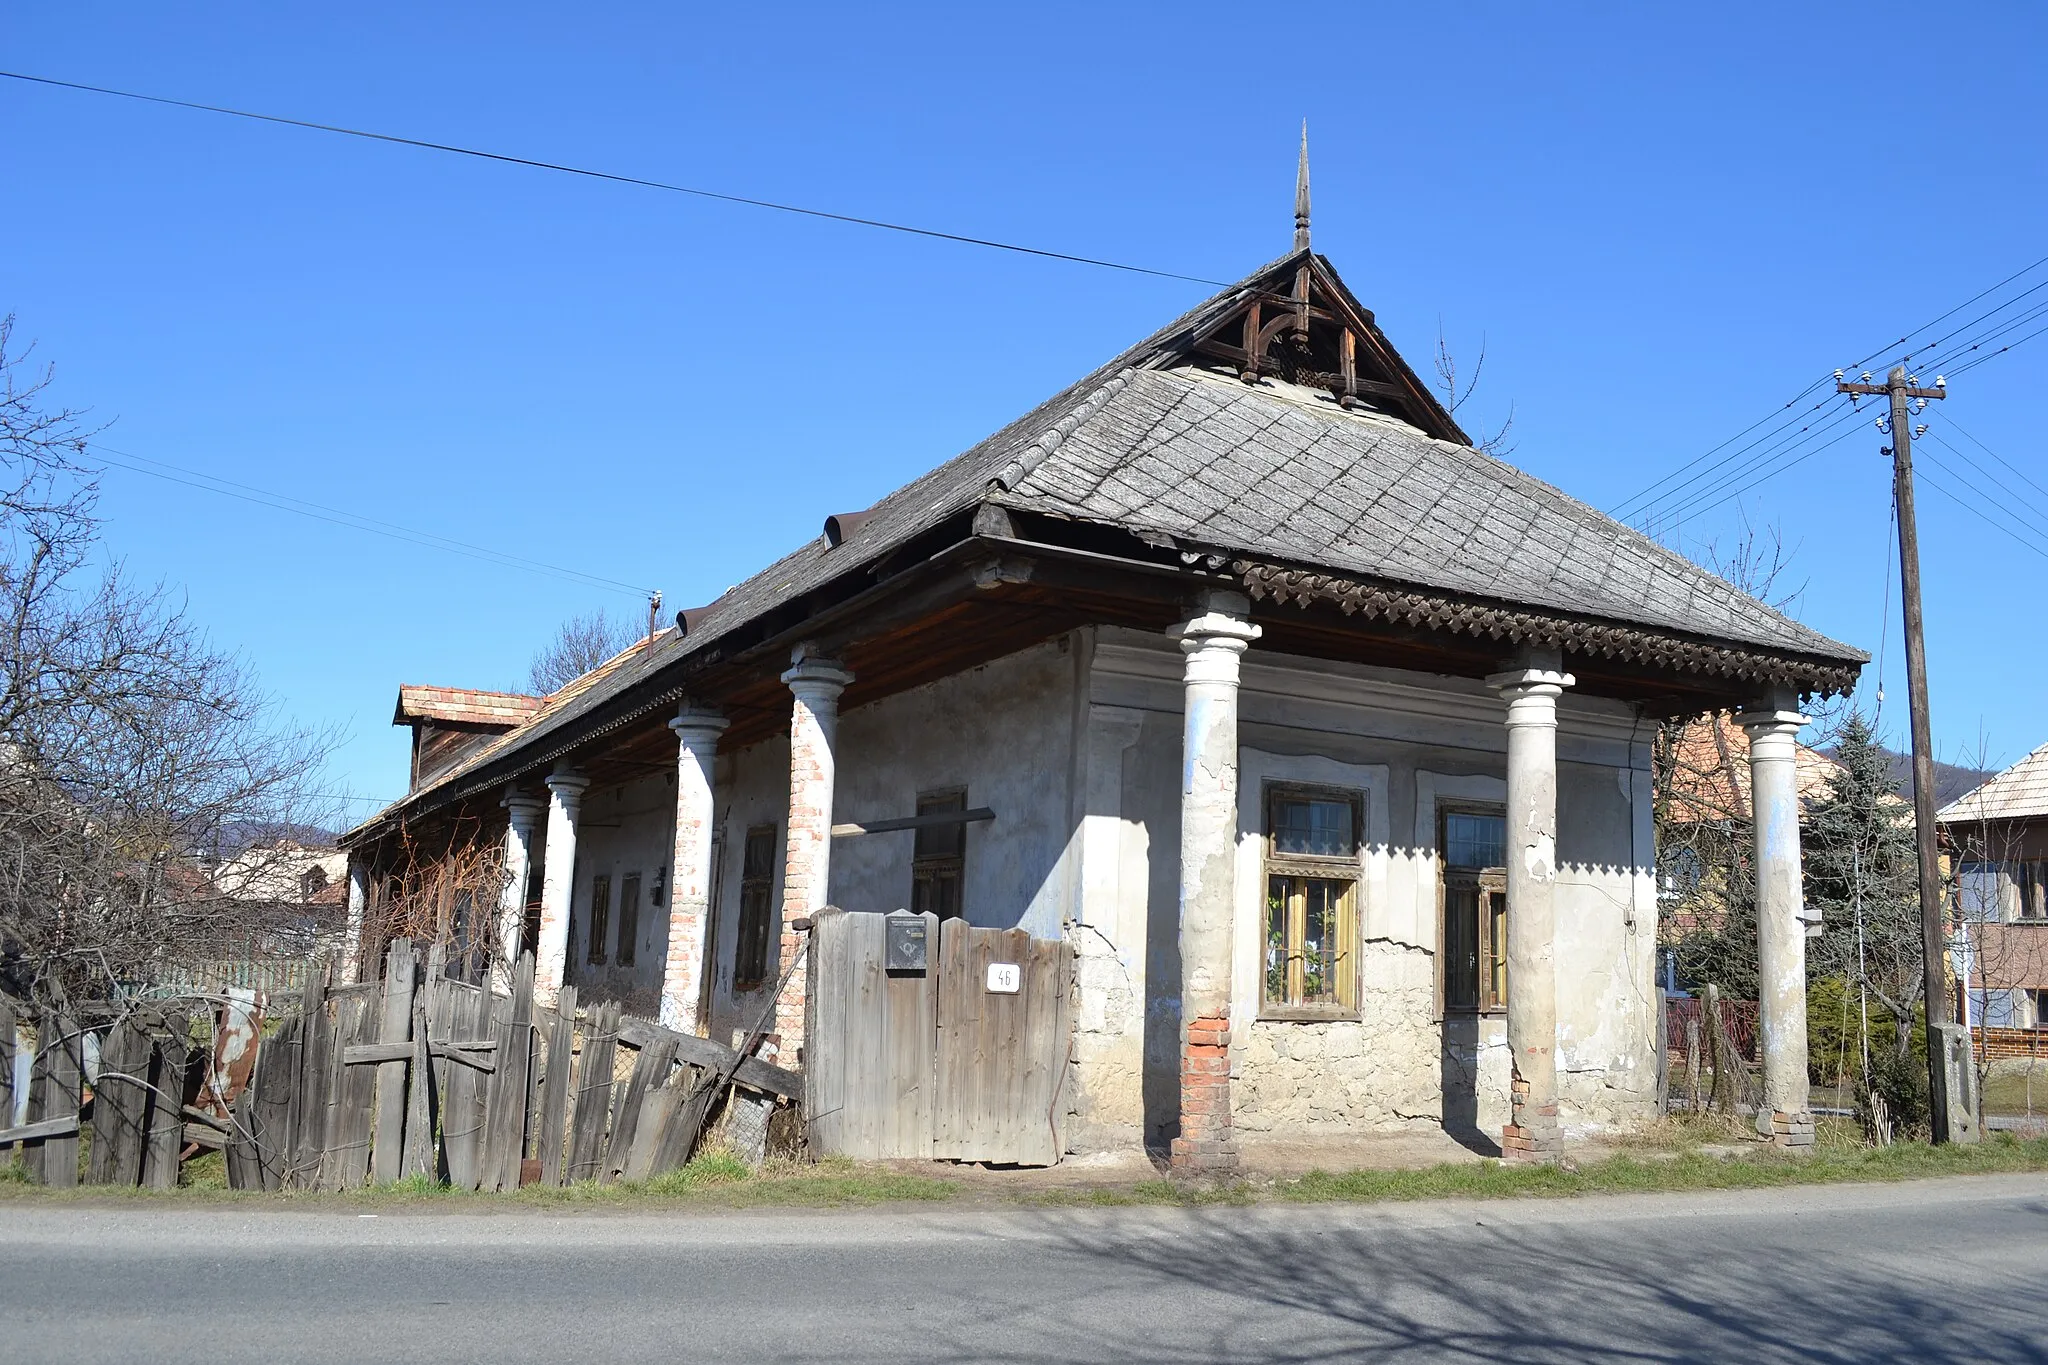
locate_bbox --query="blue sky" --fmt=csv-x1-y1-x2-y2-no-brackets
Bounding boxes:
4,4,2045,822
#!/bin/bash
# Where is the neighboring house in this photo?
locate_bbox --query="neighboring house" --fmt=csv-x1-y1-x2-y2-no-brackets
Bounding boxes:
341,208,1863,1166
1941,744,2048,1028
1655,713,1840,938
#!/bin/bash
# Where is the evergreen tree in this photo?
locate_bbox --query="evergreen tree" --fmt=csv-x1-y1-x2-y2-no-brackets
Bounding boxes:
1805,713,1924,1059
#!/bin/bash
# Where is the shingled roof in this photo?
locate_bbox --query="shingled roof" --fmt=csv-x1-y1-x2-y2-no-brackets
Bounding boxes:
1940,742,2048,825
354,249,1863,832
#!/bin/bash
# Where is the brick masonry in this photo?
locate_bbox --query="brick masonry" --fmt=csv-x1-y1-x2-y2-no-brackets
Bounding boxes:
1170,1012,1239,1173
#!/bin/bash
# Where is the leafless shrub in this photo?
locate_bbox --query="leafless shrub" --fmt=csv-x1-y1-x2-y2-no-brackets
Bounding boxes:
0,318,341,1017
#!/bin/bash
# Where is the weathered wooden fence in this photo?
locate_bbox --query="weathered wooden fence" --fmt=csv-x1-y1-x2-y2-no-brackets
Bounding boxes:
806,910,1072,1166
0,939,801,1190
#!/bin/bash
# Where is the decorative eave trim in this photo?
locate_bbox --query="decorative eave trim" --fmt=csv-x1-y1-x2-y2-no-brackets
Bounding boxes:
1234,559,1863,700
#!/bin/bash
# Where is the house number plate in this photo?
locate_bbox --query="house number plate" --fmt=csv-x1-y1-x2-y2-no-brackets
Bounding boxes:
986,963,1021,994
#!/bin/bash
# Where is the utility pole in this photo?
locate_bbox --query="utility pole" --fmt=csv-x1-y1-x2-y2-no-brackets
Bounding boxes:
1836,365,1976,1143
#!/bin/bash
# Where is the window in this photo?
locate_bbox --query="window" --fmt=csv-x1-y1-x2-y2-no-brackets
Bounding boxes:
1262,785,1363,1015
586,874,612,966
300,866,329,901
1958,862,2002,923
734,825,777,991
2019,863,2048,920
911,789,966,921
2033,989,2048,1030
616,875,641,968
1441,808,1508,1013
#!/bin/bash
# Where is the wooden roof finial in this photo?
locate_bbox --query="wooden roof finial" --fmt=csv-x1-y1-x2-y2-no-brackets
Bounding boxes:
1293,120,1311,252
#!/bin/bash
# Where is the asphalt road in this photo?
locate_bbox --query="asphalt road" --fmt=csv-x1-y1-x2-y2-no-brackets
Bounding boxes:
4,1176,2046,1364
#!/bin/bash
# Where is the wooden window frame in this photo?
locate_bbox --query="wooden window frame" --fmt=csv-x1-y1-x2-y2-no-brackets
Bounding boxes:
733,824,778,992
910,787,968,922
1437,804,1508,1017
616,874,641,969
1260,782,1364,1021
586,873,612,967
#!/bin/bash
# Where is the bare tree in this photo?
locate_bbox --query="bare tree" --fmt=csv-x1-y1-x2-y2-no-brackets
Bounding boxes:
1433,324,1516,457
526,607,635,694
0,318,340,1015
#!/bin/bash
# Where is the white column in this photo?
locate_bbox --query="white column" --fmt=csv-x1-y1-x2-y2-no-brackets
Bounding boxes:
1488,648,1574,1161
774,649,853,1062
534,763,589,1008
343,855,370,984
1170,591,1259,1176
1738,693,1815,1147
661,704,728,1035
496,789,545,990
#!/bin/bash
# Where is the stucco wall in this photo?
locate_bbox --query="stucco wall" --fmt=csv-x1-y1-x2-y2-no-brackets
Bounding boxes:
564,768,676,1013
698,638,1083,1043
1068,628,1659,1152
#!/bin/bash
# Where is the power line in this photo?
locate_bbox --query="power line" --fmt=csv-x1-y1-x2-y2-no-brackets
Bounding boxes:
1913,459,2048,564
0,69,1226,288
1940,411,2048,503
91,442,653,597
1614,252,2048,522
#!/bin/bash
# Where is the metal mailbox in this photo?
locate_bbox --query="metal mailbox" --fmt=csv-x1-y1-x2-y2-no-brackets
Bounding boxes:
884,909,929,974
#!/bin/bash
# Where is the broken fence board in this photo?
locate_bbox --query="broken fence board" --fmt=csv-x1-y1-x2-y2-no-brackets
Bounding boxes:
604,1032,675,1183
614,1017,802,1103
324,996,379,1190
0,1114,81,1145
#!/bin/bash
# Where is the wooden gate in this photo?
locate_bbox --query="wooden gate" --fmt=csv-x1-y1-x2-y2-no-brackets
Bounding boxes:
806,909,1072,1166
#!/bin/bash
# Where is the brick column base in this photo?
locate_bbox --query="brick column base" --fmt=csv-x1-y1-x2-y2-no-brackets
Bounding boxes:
1169,1012,1238,1175
1503,1074,1563,1162
770,929,808,1064
1768,1110,1816,1148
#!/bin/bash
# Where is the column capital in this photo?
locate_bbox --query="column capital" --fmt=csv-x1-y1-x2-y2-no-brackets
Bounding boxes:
1172,591,1261,667
544,764,589,802
1486,667,1575,704
501,787,546,824
1734,706,1810,740
669,703,729,745
781,652,853,702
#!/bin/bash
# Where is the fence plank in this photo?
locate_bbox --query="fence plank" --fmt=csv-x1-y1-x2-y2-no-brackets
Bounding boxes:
535,985,577,1187
604,1032,675,1182
803,910,848,1157
249,1014,295,1190
441,982,489,1190
90,1020,151,1186
141,1015,191,1191
646,1065,715,1174
291,974,331,1190
225,1087,264,1190
401,989,439,1182
371,939,418,1185
325,996,379,1190
480,953,534,1192
568,1002,619,1183
28,1014,82,1187
0,1000,14,1147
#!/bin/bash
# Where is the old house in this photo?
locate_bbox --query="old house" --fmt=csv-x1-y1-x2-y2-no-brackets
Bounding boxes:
340,181,1863,1167
1942,744,2048,1029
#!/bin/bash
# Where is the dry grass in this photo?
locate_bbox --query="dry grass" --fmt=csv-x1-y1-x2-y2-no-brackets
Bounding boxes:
5,1132,2045,1211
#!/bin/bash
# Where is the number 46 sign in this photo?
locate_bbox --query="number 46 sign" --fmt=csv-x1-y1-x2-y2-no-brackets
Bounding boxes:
985,962,1021,994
